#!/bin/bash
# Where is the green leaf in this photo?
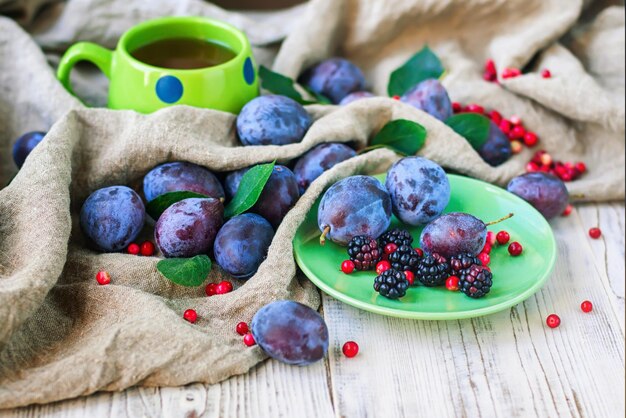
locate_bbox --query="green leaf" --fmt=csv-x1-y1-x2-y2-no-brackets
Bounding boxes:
445,113,491,150
224,161,276,218
369,119,427,156
303,87,333,105
387,46,445,97
259,66,316,105
146,191,211,221
157,255,212,287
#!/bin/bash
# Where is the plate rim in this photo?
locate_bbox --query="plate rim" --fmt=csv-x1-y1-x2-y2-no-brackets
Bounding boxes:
293,173,558,320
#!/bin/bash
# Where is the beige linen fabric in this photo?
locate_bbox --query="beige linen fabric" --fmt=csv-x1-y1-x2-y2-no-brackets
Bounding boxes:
0,0,623,408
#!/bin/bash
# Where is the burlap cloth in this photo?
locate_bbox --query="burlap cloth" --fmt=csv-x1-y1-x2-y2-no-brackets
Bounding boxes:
0,0,623,408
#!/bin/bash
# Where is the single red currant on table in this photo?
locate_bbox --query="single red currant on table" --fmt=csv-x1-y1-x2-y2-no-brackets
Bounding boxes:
392,95,401,101
183,309,198,323
140,240,155,256
496,231,510,245
236,322,249,335
341,260,355,274
541,69,552,78
581,300,593,313
589,228,602,239
243,333,256,346
508,242,523,256
127,242,140,255
205,283,217,296
546,314,561,328
376,260,391,275
96,270,111,285
215,281,233,294
342,341,359,358
446,276,460,291
562,204,573,217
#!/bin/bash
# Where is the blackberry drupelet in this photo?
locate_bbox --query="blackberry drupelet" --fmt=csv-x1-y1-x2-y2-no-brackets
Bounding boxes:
347,235,382,271
388,244,421,273
459,264,493,298
450,253,482,273
416,253,451,287
379,228,414,248
373,269,409,299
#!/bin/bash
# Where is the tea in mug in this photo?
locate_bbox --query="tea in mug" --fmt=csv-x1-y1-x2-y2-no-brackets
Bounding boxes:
131,38,237,70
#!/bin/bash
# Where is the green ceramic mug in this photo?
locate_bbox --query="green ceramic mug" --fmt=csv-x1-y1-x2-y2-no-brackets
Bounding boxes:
57,17,259,113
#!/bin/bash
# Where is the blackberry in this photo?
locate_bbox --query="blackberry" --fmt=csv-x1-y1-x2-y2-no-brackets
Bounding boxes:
459,264,493,298
379,228,414,248
347,235,382,271
388,244,421,273
416,253,450,287
450,253,482,273
373,269,409,299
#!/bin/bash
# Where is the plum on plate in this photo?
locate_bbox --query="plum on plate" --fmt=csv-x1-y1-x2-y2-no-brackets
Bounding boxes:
318,175,392,246
385,157,450,226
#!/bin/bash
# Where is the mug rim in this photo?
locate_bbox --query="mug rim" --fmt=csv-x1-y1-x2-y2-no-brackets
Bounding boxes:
118,16,250,74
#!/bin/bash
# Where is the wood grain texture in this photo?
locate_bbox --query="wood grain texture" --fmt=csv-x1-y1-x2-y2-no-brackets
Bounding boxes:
1,203,624,418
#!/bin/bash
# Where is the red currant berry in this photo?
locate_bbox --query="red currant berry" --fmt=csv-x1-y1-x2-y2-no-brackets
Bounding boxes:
446,276,460,291
562,204,573,216
384,243,398,254
575,162,587,174
526,161,540,172
508,242,523,256
243,333,256,346
415,248,424,257
496,231,510,245
546,314,561,328
478,252,491,266
510,115,522,125
486,231,497,246
205,283,217,296
452,102,462,113
581,300,593,313
342,341,359,358
509,125,525,140
96,270,111,285
392,95,401,101
502,67,521,79
140,241,155,256
127,243,140,255
485,59,497,75
499,119,512,134
482,243,492,254
541,69,552,78
341,260,355,274
589,228,602,239
523,132,538,147
540,153,553,167
183,309,198,323
376,260,391,275
404,270,415,286
489,110,503,125
236,322,249,335
215,281,233,294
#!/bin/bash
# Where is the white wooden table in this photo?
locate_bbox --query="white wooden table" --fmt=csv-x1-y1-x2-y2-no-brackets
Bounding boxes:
1,203,624,418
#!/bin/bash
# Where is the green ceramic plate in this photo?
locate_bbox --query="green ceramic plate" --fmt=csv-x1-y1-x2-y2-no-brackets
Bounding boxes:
293,174,557,320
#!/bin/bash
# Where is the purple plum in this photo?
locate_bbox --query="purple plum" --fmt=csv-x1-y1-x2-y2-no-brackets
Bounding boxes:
294,143,356,193
299,58,366,104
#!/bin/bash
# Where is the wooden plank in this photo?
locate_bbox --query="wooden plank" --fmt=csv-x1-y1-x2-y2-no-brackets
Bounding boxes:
324,204,625,418
574,203,625,332
0,359,335,418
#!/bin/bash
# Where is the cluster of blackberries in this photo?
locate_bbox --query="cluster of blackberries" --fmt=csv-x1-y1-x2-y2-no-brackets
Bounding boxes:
346,229,493,300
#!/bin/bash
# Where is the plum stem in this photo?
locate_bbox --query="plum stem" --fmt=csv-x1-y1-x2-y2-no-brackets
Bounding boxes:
485,213,514,226
320,226,331,246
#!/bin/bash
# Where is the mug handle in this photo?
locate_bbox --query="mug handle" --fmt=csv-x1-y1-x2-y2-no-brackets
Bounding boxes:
57,42,113,96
